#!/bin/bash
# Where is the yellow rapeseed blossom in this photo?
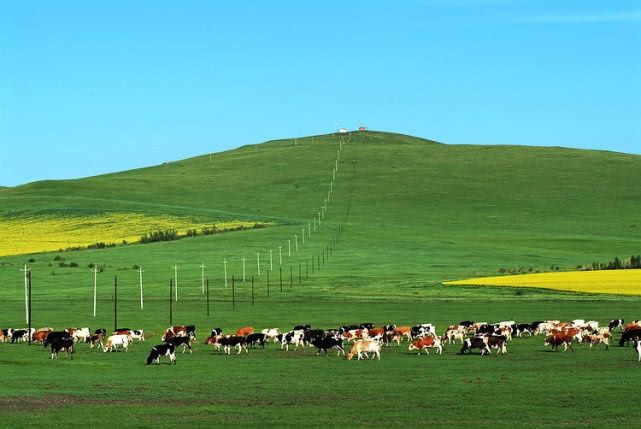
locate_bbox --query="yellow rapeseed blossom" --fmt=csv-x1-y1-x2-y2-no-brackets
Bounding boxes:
444,270,641,295
0,212,266,257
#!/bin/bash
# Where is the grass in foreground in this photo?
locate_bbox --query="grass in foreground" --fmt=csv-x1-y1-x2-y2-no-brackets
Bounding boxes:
445,269,641,296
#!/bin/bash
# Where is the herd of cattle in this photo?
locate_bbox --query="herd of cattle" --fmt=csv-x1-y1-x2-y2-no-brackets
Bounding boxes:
2,318,641,364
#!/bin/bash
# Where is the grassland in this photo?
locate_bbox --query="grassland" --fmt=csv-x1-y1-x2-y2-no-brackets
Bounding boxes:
1,131,641,427
446,269,641,295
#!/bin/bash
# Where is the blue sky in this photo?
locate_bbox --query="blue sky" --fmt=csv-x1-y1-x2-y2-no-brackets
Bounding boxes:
1,1,639,186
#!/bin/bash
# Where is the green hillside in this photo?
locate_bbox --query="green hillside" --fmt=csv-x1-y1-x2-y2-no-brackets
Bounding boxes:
1,131,640,301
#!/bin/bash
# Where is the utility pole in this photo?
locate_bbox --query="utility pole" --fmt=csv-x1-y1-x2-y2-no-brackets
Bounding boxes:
27,271,32,346
269,249,273,271
288,239,291,257
242,256,246,282
223,258,228,287
138,265,145,309
279,246,282,266
20,264,30,323
257,253,261,275
92,266,98,317
295,234,298,252
174,264,179,301
200,263,206,294
113,276,118,332
302,228,305,245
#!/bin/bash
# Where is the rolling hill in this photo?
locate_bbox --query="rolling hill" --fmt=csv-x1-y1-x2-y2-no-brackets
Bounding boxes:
1,131,640,300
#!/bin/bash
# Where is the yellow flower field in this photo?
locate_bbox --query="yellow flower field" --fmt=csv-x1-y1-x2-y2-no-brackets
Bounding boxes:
444,269,641,295
0,213,265,257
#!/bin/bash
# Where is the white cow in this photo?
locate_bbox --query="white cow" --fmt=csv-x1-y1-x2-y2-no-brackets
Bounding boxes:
104,334,131,352
71,328,90,343
261,328,281,342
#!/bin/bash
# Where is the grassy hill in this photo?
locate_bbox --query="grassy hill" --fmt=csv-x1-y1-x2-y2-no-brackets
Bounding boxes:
2,131,641,427
1,131,640,301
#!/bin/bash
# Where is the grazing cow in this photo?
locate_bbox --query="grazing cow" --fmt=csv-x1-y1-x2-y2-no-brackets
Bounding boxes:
126,330,145,342
390,326,413,345
278,330,305,351
235,326,254,337
146,343,176,365
411,324,436,338
486,335,508,354
409,336,443,355
460,337,491,355
583,333,610,350
303,329,326,346
32,331,50,344
211,328,223,337
619,328,641,347
104,334,130,352
88,334,104,351
346,340,381,361
514,324,533,337
261,328,280,342
219,336,248,355
608,319,624,332
342,329,368,342
50,336,74,359
367,328,385,341
311,336,345,356
169,336,193,354
444,328,466,344
162,325,196,341
11,329,28,343
43,332,71,348
545,333,575,352
246,333,266,349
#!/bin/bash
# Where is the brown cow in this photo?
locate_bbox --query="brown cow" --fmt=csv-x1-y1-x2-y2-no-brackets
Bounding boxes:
409,336,443,355
545,333,575,352
32,331,50,344
235,327,254,337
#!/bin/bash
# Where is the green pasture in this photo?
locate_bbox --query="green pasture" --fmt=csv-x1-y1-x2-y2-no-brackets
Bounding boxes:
1,131,641,427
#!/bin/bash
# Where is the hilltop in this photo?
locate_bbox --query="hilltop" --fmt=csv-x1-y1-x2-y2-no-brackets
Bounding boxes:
1,131,640,299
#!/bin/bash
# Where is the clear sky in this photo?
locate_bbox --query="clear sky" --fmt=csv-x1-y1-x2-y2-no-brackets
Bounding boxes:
1,1,639,186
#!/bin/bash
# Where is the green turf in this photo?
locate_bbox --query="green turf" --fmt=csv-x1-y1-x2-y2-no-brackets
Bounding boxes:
1,131,641,427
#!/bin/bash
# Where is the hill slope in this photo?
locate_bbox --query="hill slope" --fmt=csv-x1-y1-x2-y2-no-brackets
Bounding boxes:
1,131,640,299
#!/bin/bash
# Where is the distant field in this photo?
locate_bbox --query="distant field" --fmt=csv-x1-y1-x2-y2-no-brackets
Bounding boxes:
445,269,641,295
0,211,267,257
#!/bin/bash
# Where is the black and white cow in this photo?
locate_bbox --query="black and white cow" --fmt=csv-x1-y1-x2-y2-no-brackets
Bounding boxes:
219,336,248,355
11,329,29,343
211,328,223,337
50,336,74,359
311,336,345,356
460,337,491,355
94,328,107,336
459,320,474,328
359,323,375,330
277,330,305,351
609,319,624,332
339,325,359,334
303,329,326,346
43,332,72,348
293,324,311,332
619,328,641,347
146,343,176,365
169,336,193,354
514,324,533,337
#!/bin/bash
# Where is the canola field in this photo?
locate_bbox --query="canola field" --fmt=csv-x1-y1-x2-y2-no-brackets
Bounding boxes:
445,269,641,296
0,212,264,257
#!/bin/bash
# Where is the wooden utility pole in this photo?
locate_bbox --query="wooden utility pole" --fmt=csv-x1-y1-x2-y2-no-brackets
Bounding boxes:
200,263,206,294
138,266,145,309
20,264,30,323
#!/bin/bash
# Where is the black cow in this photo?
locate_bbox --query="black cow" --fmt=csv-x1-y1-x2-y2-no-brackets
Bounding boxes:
169,336,193,354
43,332,71,348
460,337,490,355
294,324,311,332
619,328,641,347
146,343,176,365
304,329,326,345
311,337,345,356
211,328,223,337
246,333,266,349
609,319,624,332
50,336,74,359
459,320,474,328
219,336,247,355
